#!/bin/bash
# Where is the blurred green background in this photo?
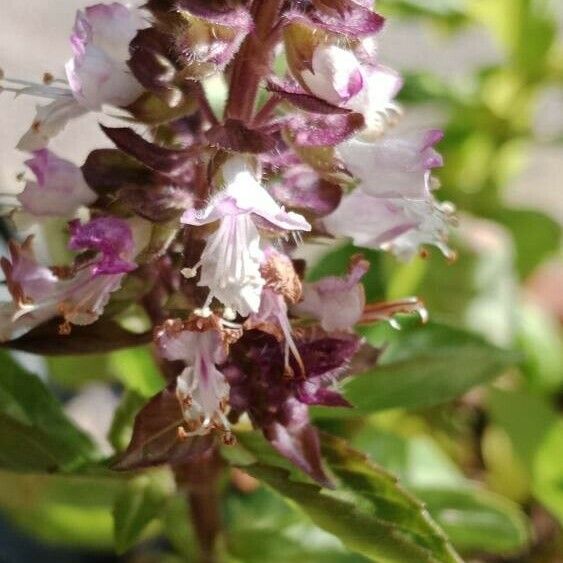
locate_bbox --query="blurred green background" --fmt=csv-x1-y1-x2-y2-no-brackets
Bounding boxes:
0,0,562,562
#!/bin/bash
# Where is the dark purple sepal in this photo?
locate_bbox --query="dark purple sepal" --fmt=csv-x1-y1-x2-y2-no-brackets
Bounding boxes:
82,149,155,195
128,28,192,108
271,166,342,217
285,112,365,147
267,79,352,115
126,91,198,126
295,384,351,407
113,382,215,470
224,328,369,484
101,126,197,179
264,416,332,488
206,119,277,154
284,1,385,37
310,0,385,36
118,184,193,223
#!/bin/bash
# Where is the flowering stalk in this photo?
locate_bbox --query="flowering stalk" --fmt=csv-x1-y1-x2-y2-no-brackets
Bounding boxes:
225,0,285,121
0,0,457,559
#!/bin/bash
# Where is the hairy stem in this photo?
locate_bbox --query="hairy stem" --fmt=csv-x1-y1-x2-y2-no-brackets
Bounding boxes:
225,0,284,122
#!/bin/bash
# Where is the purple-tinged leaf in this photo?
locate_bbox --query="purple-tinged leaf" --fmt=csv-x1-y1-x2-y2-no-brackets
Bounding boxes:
224,328,371,484
101,126,196,178
312,0,385,36
286,112,365,147
1,319,151,356
118,184,193,223
206,119,277,154
264,420,332,488
126,91,198,125
82,149,153,195
285,1,385,37
113,383,215,470
267,79,351,115
129,28,178,98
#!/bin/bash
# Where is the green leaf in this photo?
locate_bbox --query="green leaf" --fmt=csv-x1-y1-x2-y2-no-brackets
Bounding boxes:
160,493,198,560
353,431,465,489
113,474,169,554
354,429,531,554
488,387,557,471
0,352,97,472
316,323,517,416
0,470,123,547
238,431,462,562
517,303,563,392
226,485,368,563
533,420,563,526
414,487,530,555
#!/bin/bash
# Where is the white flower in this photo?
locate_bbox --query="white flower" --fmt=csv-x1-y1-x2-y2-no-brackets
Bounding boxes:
300,44,402,134
18,149,97,217
182,157,310,317
12,2,145,151
155,321,231,437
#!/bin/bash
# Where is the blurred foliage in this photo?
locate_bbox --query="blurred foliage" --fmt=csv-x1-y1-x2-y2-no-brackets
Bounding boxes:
0,0,562,561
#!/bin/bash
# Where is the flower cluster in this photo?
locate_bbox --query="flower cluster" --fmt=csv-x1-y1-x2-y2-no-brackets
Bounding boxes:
0,0,453,482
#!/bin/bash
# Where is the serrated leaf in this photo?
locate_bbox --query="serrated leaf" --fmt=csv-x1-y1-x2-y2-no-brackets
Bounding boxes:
0,352,97,472
414,487,530,555
237,431,461,562
316,323,517,415
354,428,531,554
113,474,168,553
226,485,368,563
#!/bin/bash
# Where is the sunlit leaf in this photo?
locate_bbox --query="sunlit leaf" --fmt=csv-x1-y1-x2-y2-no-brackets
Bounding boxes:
237,431,462,562
314,322,517,416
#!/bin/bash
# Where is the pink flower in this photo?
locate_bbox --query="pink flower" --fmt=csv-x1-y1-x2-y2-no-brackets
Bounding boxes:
18,150,97,217
181,157,310,317
155,318,231,437
66,3,144,111
300,44,402,132
324,190,455,260
0,217,137,341
16,3,145,151
300,45,365,106
293,256,369,331
338,130,444,199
